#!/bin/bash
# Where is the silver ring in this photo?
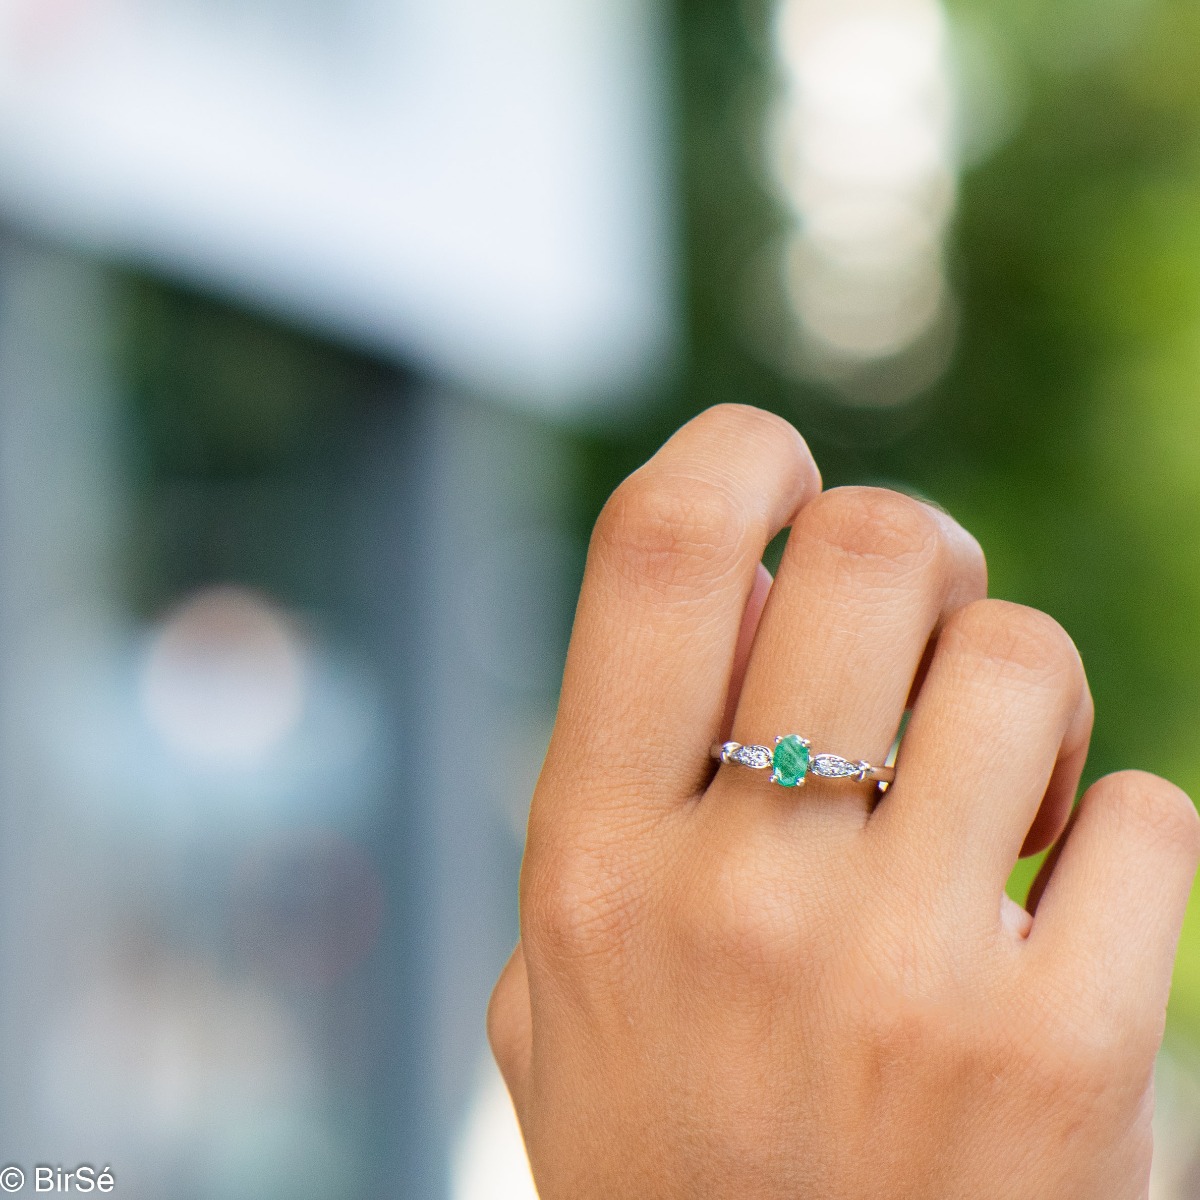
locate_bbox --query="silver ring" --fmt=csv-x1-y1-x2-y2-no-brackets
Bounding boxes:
711,734,896,789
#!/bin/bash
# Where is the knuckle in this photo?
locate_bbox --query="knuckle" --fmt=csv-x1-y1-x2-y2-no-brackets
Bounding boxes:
485,960,521,1060
593,469,751,593
942,600,1082,687
861,996,978,1084
800,487,943,574
1089,770,1200,860
486,954,532,1106
867,999,937,1061
520,848,637,964
1026,1003,1150,1108
1024,975,1161,1099
1116,1008,1168,1070
687,849,803,976
846,963,1004,1089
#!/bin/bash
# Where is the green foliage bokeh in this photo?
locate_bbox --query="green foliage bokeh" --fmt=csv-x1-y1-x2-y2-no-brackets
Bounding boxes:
577,0,1200,1031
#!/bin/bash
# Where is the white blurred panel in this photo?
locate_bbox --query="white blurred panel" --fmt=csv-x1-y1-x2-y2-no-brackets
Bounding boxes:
453,1056,537,1200
0,0,674,408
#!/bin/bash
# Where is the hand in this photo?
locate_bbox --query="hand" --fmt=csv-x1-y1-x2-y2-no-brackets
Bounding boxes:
487,405,1199,1199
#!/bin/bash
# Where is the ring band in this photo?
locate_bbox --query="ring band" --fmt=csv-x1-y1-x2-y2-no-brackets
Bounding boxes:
712,734,896,789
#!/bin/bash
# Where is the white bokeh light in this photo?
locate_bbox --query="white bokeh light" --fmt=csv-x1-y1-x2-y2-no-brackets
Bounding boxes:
140,585,307,767
453,1055,538,1200
771,0,957,397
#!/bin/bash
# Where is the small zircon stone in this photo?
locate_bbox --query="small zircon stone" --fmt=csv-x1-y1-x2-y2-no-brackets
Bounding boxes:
730,744,773,770
772,735,810,788
811,754,859,779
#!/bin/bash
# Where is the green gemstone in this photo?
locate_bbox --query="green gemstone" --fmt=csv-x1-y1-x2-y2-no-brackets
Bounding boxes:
772,735,810,788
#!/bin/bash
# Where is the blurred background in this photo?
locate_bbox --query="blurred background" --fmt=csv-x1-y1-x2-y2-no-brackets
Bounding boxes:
1,0,1200,1196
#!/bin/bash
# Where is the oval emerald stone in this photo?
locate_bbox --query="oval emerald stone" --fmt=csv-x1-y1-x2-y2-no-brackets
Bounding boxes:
772,735,810,788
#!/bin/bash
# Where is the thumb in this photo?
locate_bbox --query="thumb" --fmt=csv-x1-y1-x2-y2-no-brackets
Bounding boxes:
487,941,533,1114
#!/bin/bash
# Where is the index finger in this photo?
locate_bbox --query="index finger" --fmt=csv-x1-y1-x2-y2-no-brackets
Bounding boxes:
533,405,820,835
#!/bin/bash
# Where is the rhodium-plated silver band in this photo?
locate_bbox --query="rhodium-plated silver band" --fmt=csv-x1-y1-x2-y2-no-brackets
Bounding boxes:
711,740,896,786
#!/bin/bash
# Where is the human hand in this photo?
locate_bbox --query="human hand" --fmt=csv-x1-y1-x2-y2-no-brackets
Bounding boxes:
487,405,1199,1199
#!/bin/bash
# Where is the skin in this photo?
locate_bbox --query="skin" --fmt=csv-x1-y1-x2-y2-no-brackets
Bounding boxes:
487,404,1200,1199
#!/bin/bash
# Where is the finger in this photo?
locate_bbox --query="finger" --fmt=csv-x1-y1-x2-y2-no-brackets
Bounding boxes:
721,487,986,820
1025,812,1072,916
719,562,772,742
1028,771,1200,1036
537,405,820,827
872,600,1092,904
488,941,533,1113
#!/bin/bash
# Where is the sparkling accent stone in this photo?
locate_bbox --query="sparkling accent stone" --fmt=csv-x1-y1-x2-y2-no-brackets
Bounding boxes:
811,754,859,779
771,735,810,787
730,744,773,770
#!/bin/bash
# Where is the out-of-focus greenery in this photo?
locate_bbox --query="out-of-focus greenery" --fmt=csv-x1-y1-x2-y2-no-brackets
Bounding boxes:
575,0,1200,1034
117,277,395,619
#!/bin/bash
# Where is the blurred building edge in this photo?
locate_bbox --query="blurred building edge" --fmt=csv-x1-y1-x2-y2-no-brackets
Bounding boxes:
0,2,674,1198
0,0,676,415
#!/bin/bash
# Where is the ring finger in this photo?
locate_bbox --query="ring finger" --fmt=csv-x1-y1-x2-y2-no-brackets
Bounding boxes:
716,487,987,827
